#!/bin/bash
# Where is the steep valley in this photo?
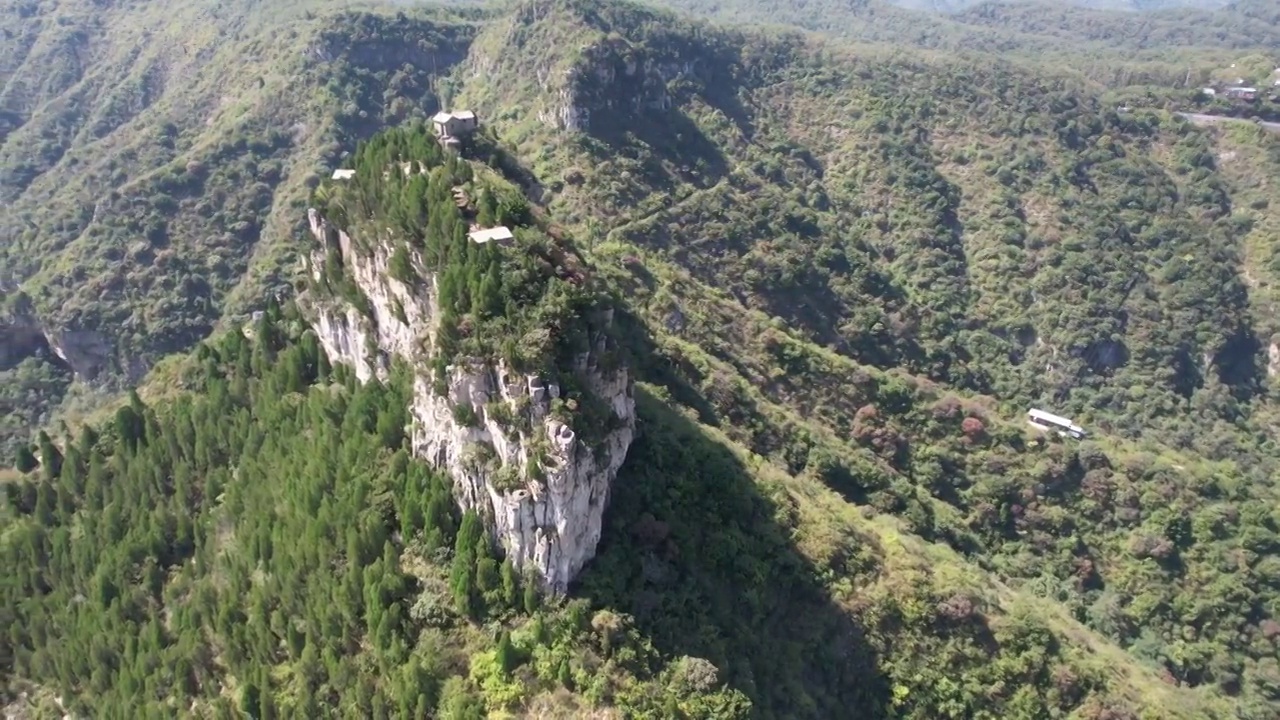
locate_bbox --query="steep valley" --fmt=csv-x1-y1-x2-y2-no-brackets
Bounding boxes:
3,0,1280,718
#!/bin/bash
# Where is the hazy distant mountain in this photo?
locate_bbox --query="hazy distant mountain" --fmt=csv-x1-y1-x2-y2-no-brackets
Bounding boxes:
893,0,1232,12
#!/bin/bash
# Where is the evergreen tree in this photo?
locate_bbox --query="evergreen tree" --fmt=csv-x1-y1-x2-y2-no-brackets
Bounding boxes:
15,444,37,473
451,512,482,618
477,190,497,227
389,244,414,283
115,405,146,454
523,574,540,615
557,658,573,689
37,430,61,481
501,559,518,609
496,630,515,677
239,681,261,719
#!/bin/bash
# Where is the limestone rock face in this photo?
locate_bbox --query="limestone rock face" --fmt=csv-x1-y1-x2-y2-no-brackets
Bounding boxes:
306,209,431,383
304,209,634,592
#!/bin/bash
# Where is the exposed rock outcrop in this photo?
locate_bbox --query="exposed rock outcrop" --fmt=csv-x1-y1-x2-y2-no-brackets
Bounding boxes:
1,294,115,381
304,209,634,592
46,328,124,381
533,42,691,131
306,210,430,383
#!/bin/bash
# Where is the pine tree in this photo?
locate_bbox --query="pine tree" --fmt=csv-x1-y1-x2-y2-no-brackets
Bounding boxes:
115,405,146,454
77,424,99,456
501,559,518,609
258,687,276,720
523,574,540,615
495,630,515,676
477,189,497,227
239,681,261,718
557,658,572,689
15,444,37,473
34,481,56,525
478,259,503,318
451,512,482,618
389,244,414,283
317,350,332,383
38,430,62,481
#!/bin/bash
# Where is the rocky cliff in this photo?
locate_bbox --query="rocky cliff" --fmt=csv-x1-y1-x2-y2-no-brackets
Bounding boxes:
304,209,635,592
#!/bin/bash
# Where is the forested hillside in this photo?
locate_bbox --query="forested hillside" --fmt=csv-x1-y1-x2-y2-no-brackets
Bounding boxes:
2,306,754,718
0,0,478,459
3,0,1276,453
456,0,1280,447
454,1,1280,715
4,143,1268,719
651,0,1280,60
4,0,1280,718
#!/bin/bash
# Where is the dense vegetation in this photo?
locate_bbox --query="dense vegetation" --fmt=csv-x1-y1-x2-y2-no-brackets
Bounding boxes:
3,0,1276,447
1,306,756,718
310,124,601,377
453,0,1280,715
0,0,479,450
9,297,1264,719
648,0,1280,66
460,0,1280,444
5,0,1280,718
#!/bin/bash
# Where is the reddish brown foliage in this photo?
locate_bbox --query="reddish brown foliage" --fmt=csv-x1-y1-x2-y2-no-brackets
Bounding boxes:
936,593,978,622
961,416,986,440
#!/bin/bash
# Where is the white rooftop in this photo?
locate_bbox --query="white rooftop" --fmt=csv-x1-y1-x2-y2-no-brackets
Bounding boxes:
433,110,476,123
1028,408,1086,435
468,226,514,244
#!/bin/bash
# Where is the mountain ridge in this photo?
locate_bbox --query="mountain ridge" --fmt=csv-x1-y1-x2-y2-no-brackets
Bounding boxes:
3,0,1280,717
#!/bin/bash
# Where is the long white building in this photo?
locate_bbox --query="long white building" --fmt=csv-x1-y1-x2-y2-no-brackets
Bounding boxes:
1027,408,1087,439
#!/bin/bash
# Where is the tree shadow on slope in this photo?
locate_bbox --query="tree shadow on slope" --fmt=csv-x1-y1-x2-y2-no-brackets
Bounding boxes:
584,104,729,196
573,385,892,719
